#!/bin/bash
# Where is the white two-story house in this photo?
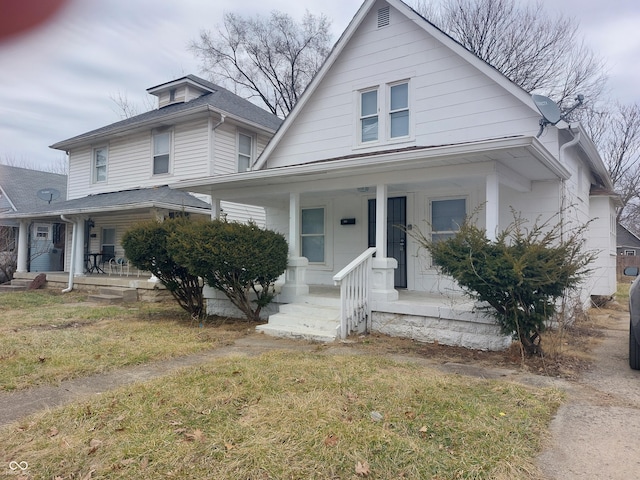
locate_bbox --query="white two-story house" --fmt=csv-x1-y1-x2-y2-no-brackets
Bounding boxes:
175,0,619,349
5,75,282,291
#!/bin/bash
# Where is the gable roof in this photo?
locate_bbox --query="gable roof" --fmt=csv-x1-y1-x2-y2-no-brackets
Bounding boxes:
617,223,640,249
2,185,210,219
0,164,67,214
51,75,282,151
252,0,540,170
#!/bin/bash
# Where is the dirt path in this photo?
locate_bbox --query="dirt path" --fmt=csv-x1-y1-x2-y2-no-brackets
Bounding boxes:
536,308,640,479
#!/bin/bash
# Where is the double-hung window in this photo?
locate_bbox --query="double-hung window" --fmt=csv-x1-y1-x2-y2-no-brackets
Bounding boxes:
153,132,171,175
389,82,409,138
431,198,466,242
93,146,108,183
360,89,378,143
301,207,325,263
238,132,253,172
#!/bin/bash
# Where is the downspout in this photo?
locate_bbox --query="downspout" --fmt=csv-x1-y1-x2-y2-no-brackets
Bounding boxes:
558,124,581,238
60,215,76,293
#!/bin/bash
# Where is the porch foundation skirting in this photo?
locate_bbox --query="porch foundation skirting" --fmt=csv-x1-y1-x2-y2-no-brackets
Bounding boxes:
371,303,511,351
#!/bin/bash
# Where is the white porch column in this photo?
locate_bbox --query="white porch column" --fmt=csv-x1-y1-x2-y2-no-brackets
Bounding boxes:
16,220,28,273
485,173,499,241
74,218,86,276
375,184,387,257
372,183,398,302
278,192,308,303
210,196,221,220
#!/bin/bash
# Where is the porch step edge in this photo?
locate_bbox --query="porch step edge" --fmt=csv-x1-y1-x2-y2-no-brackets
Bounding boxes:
87,294,124,304
256,324,337,343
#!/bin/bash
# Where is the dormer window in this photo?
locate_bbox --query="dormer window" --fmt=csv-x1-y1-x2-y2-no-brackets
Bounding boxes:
153,131,171,175
169,88,176,102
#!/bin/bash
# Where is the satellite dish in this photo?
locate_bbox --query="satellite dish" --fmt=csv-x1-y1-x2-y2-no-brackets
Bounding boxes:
37,188,61,204
532,93,584,137
532,94,562,125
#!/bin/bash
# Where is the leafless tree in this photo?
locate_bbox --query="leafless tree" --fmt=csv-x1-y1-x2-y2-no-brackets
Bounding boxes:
583,102,640,230
0,154,68,175
190,10,332,117
109,90,157,120
412,0,608,107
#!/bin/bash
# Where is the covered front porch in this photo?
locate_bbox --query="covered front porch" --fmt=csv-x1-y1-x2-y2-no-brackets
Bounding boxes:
174,136,565,350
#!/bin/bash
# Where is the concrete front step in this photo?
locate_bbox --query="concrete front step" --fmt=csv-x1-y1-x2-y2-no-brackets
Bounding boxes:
259,296,341,343
256,323,338,343
88,287,138,304
0,279,31,292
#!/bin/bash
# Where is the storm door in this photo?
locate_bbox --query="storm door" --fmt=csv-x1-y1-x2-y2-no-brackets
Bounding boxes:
368,196,407,288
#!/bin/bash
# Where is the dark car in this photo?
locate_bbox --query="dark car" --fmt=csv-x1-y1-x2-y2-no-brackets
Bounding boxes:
625,266,640,369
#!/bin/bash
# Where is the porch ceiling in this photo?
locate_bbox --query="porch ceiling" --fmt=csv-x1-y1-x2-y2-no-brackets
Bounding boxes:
173,136,565,207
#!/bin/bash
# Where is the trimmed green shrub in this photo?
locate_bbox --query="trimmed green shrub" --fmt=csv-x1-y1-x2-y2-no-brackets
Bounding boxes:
122,218,205,319
169,220,288,322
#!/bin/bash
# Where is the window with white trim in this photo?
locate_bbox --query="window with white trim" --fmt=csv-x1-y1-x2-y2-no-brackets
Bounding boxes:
93,146,108,183
237,132,253,172
389,82,409,138
360,89,378,143
625,250,636,256
153,132,171,175
301,207,325,263
431,198,466,242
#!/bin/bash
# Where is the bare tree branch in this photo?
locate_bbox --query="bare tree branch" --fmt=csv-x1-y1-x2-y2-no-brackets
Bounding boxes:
189,10,331,117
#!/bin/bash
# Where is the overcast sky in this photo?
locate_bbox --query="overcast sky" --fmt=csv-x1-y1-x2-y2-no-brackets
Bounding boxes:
0,0,638,171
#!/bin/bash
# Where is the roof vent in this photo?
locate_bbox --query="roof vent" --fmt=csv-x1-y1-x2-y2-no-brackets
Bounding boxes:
378,6,390,28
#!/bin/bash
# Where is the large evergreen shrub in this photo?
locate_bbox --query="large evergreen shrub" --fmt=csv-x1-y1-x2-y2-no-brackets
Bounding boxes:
412,211,595,355
122,218,205,319
169,220,288,322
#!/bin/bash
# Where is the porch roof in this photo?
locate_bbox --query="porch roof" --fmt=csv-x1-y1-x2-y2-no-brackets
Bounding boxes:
172,135,568,201
3,185,211,220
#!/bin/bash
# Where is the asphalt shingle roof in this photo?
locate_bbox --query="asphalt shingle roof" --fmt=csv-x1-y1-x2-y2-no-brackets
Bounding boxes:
51,75,282,149
7,185,211,217
0,164,67,213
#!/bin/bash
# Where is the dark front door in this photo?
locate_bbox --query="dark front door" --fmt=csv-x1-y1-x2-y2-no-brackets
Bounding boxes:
368,196,407,288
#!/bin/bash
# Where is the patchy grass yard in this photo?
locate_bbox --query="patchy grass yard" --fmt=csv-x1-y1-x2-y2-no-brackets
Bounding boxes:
1,352,562,479
0,291,248,391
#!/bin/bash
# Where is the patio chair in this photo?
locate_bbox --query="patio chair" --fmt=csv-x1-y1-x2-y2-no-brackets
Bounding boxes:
108,257,130,276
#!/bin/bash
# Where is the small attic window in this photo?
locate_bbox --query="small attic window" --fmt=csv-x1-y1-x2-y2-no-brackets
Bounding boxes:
378,6,390,28
169,88,176,102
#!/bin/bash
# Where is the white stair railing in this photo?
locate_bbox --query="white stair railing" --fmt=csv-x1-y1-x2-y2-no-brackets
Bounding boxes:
333,247,376,339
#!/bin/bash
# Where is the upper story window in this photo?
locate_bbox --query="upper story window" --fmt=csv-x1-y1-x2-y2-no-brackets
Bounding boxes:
360,89,379,143
357,80,411,146
93,146,108,183
238,132,254,172
153,131,171,175
431,198,466,242
389,82,409,138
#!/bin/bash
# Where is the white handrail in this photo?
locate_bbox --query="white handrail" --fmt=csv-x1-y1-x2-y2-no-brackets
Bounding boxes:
333,247,376,339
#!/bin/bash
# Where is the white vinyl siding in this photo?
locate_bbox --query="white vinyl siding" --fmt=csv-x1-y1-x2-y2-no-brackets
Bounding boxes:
265,4,541,168
66,120,211,199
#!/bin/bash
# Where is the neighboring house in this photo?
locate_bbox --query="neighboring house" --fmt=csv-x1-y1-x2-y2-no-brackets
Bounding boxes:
617,224,640,257
0,165,68,277
174,0,619,349
3,75,282,283
616,223,640,280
